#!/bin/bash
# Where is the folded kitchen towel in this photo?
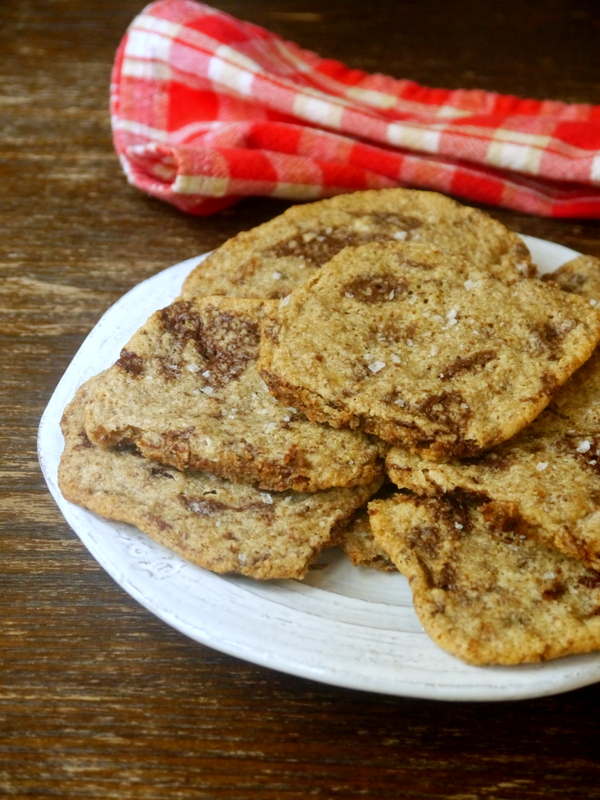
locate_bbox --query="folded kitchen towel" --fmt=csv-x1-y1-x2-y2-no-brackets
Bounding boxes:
111,0,600,217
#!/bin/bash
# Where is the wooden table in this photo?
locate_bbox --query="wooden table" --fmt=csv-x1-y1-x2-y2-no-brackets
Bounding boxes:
2,0,600,797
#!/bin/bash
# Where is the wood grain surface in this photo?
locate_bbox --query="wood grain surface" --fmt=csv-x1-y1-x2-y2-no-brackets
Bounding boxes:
2,0,600,797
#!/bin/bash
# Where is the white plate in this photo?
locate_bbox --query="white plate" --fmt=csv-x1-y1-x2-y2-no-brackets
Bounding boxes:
38,235,600,702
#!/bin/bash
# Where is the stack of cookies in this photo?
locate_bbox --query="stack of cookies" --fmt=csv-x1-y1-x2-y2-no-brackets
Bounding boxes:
58,189,600,666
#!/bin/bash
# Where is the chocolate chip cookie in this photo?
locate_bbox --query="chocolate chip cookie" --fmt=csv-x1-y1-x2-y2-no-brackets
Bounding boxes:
543,253,600,305
386,345,600,572
60,379,381,581
369,491,600,665
259,241,600,459
180,188,534,300
85,295,386,491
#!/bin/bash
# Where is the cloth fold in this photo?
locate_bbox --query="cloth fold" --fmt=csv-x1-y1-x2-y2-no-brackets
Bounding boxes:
111,0,600,217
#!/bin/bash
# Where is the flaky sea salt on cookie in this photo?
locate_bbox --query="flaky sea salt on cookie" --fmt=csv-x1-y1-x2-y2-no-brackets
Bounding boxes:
369,492,600,665
84,296,385,492
180,187,533,301
259,241,600,460
59,380,381,581
386,347,600,572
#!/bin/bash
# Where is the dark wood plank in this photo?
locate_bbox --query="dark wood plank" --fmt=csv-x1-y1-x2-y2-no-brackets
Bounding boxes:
2,0,600,797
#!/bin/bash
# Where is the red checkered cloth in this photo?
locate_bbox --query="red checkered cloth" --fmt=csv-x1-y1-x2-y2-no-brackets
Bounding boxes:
111,0,600,217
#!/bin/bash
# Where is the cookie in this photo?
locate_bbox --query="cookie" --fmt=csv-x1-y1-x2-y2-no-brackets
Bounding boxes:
180,188,534,300
84,296,386,492
368,491,600,665
336,505,396,572
386,346,600,571
259,241,600,459
59,379,382,581
543,254,600,305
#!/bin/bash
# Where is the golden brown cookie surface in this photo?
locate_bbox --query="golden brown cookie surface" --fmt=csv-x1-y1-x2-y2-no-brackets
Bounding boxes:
369,492,600,665
84,296,386,492
181,188,534,300
59,380,381,581
386,347,600,571
335,505,396,572
259,241,600,459
543,254,600,305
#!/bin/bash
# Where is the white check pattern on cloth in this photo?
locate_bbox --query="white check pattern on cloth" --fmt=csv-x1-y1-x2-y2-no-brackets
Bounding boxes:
111,0,600,217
